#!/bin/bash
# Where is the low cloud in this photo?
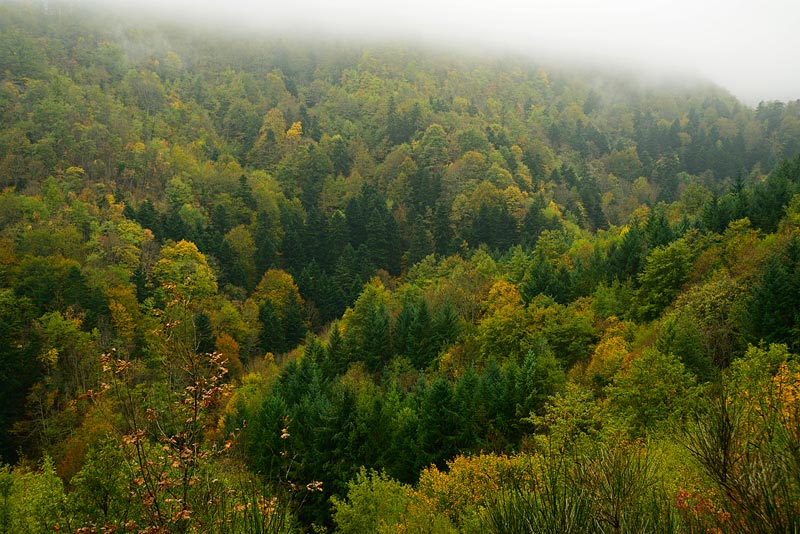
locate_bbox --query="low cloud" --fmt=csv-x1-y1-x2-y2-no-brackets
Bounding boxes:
83,0,800,105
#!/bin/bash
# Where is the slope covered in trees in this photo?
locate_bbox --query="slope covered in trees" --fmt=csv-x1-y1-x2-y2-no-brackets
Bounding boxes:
2,1,800,532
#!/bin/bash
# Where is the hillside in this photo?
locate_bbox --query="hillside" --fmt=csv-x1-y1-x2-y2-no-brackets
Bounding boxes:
2,1,800,532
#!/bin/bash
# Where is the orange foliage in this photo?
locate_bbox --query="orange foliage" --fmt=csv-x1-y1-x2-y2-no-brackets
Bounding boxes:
675,487,731,534
215,332,243,380
56,400,116,480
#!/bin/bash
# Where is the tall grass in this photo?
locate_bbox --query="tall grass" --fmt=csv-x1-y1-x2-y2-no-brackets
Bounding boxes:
482,442,680,534
685,386,800,534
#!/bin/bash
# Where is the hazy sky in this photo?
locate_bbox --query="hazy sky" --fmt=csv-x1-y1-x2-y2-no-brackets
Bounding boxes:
93,0,799,105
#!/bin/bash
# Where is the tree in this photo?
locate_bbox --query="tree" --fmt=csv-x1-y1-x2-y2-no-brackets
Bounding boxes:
0,290,39,461
249,108,287,169
345,185,401,274
2,457,67,533
468,201,518,251
746,243,800,351
342,279,392,372
518,339,566,416
521,253,571,304
253,269,308,354
606,224,646,282
152,240,218,302
331,468,413,534
282,292,308,349
608,348,695,432
521,195,552,248
259,299,287,355
254,209,280,273
635,237,693,321
409,299,437,368
325,323,348,377
477,280,533,363
322,134,352,177
297,260,346,324
84,288,274,532
391,297,416,360
121,69,166,115
418,376,459,468
223,225,257,290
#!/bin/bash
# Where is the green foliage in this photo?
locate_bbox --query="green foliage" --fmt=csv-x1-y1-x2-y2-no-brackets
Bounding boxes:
608,348,696,432
592,279,635,319
0,457,66,534
482,443,679,534
635,237,694,321
1,2,800,530
477,280,532,362
342,278,391,371
152,239,218,301
0,289,40,461
65,439,131,528
656,310,712,381
519,340,567,416
745,235,800,351
527,384,604,453
330,468,413,534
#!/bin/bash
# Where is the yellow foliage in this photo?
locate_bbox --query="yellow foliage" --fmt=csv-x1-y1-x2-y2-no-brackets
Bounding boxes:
771,363,800,434
485,279,522,312
223,365,280,426
437,344,473,379
546,200,562,218
407,453,537,528
38,347,59,368
153,240,218,300
478,280,532,362
108,300,136,348
65,166,85,177
585,334,629,387
253,269,304,311
286,121,303,141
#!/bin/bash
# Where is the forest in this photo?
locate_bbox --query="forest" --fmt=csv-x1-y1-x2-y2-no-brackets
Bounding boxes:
2,0,800,532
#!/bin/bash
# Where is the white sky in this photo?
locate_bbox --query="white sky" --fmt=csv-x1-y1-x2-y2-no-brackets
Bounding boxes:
91,0,799,105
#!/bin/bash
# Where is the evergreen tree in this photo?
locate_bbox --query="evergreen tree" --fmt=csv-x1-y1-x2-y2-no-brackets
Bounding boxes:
645,206,675,248
325,323,349,377
409,299,436,368
607,223,646,282
258,299,286,354
747,248,800,350
392,297,416,359
432,300,462,352
283,293,308,349
254,210,279,273
636,238,693,321
418,376,458,468
521,196,550,248
452,366,482,450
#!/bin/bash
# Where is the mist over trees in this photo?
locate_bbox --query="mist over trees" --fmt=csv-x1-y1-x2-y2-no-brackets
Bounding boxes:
1,1,800,532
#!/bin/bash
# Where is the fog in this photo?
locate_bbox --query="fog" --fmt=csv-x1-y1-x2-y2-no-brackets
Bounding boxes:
84,0,799,105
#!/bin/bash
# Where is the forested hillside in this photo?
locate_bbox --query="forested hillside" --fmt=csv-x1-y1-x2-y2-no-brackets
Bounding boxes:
2,1,800,532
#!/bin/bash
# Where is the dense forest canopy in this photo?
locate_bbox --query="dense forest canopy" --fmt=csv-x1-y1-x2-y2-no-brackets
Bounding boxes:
2,0,800,532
